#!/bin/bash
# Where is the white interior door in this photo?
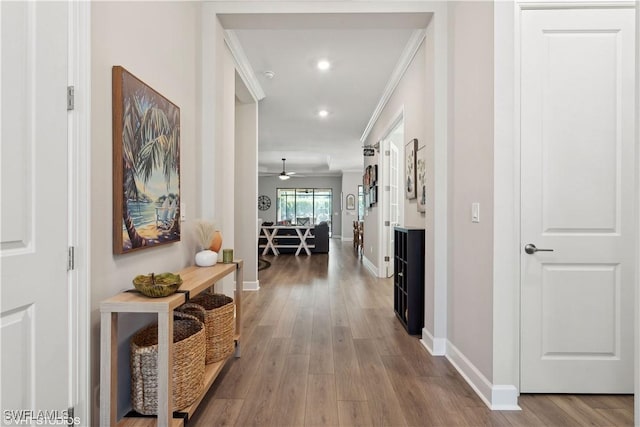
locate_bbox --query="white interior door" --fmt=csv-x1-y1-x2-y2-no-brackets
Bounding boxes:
387,140,400,278
520,8,636,393
1,1,71,416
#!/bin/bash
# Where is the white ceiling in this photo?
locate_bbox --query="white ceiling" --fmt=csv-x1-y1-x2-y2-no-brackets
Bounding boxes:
225,13,431,177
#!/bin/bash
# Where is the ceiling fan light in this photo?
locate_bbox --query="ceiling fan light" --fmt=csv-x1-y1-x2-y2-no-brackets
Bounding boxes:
279,174,290,180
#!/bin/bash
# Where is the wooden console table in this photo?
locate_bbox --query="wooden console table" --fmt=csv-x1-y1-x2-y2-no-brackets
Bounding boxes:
99,261,243,427
259,225,315,256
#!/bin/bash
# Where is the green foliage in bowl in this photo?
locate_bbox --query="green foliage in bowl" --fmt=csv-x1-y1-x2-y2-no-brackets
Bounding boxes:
133,272,183,298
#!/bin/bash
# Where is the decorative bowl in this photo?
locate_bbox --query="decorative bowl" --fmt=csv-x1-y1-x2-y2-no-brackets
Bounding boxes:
133,272,183,298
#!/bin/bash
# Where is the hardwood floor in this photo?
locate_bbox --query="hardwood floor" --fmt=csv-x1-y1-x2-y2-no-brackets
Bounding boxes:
190,240,634,426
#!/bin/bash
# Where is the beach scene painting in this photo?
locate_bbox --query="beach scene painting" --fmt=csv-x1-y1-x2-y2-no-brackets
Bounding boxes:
112,66,181,254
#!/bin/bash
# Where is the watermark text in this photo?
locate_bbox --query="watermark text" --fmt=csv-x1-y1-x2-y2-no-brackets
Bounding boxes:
3,410,81,425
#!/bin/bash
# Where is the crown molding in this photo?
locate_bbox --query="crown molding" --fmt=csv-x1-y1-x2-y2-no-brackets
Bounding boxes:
224,30,266,101
360,28,426,143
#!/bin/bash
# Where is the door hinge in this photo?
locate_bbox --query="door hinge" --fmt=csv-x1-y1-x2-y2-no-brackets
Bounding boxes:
67,407,74,427
67,86,74,111
67,406,76,427
384,221,391,226
384,256,390,262
67,246,75,271
385,150,390,156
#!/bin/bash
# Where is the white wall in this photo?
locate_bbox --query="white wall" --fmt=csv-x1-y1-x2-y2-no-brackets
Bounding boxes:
90,1,201,422
447,0,494,382
235,93,259,288
258,175,343,237
363,40,431,280
341,172,362,241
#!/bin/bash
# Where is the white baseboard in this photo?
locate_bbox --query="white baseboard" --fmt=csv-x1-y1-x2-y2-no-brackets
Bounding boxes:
243,280,260,291
420,328,446,356
446,340,520,411
362,256,378,276
342,236,354,242
491,385,520,410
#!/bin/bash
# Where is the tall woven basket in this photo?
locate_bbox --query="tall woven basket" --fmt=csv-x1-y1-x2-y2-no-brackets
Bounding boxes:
130,311,206,415
188,293,235,363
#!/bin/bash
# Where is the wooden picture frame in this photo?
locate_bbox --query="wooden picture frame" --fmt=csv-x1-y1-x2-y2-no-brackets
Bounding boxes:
416,145,427,212
346,193,356,210
112,66,181,254
405,139,417,199
370,186,377,206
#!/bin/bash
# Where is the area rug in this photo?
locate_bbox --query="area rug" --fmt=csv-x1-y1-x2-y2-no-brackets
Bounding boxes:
258,258,271,271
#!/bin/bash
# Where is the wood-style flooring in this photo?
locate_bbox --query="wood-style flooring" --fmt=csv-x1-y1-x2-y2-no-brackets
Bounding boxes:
190,240,634,426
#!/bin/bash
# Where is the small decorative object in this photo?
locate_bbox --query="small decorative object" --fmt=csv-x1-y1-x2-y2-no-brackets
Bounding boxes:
209,230,223,252
416,145,427,213
132,272,183,298
346,194,356,210
195,250,218,266
222,249,233,263
258,195,271,211
112,66,181,254
405,138,417,199
194,219,218,267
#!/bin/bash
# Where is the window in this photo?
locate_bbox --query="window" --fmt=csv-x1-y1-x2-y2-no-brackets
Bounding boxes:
276,188,333,233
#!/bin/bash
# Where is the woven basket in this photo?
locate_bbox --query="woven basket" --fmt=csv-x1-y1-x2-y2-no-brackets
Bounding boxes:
188,293,235,363
130,311,206,415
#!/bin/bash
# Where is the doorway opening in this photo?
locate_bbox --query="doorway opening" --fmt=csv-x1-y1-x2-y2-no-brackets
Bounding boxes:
380,115,404,278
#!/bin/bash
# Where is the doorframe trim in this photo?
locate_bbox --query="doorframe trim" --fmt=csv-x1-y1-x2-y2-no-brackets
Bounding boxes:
377,107,404,279
492,0,521,403
634,0,639,421
68,1,91,423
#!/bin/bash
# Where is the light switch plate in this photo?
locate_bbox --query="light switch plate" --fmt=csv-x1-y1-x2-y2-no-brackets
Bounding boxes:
180,203,186,222
472,203,480,223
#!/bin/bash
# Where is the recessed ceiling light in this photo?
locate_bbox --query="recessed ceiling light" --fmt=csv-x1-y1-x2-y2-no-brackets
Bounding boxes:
318,110,329,118
317,60,331,71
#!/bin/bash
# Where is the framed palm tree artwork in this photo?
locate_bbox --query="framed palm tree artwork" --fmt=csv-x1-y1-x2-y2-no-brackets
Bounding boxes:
112,66,181,254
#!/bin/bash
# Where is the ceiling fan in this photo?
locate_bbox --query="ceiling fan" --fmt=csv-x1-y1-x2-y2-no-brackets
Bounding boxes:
278,158,296,180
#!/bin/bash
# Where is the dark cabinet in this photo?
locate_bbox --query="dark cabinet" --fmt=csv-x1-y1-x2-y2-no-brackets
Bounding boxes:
393,227,425,335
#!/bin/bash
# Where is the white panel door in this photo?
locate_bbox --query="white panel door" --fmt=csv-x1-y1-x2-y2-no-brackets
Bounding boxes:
386,140,400,278
520,8,636,393
1,1,71,417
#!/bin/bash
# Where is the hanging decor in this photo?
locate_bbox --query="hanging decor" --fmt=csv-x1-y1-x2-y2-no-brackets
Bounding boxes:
112,66,181,254
405,139,417,200
416,145,427,212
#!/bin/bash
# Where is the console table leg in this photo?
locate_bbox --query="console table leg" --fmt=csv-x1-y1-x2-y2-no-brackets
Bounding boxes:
99,312,117,427
157,310,173,427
